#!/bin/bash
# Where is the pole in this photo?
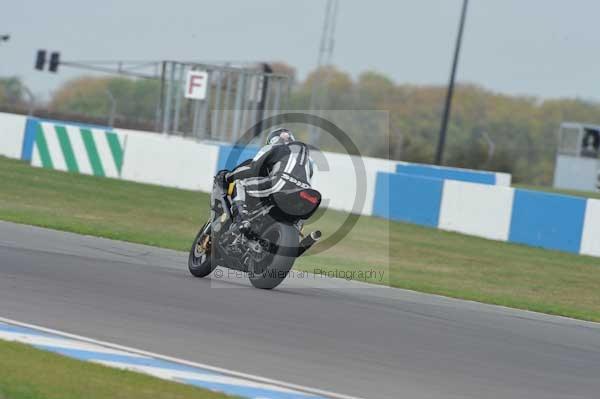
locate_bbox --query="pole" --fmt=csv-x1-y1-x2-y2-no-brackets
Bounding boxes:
157,61,167,132
105,88,117,127
254,63,272,138
435,0,469,165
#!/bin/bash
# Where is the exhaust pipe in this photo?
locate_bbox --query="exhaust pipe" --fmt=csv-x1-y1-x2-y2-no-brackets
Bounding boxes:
297,230,322,257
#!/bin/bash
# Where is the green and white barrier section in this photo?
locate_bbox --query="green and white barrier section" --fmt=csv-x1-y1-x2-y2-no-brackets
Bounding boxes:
21,118,125,179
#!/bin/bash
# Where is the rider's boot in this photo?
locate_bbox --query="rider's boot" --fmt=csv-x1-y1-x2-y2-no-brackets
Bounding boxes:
232,200,251,233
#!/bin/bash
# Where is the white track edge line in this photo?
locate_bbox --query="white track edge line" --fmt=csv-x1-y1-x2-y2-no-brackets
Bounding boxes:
0,316,364,399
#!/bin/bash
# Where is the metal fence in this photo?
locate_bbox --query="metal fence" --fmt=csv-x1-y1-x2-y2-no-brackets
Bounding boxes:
158,61,291,142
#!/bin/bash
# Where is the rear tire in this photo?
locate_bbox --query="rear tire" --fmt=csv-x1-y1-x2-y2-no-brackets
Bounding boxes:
249,222,299,290
188,223,214,278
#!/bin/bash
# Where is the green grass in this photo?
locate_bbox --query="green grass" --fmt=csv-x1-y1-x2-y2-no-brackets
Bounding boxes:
1,156,600,322
0,339,236,399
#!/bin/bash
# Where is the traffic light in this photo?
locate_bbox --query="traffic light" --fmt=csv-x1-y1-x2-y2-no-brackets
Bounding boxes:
49,52,60,73
35,50,46,70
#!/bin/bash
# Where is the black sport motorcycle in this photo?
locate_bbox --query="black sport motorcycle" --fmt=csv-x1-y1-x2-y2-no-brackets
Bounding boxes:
188,174,322,289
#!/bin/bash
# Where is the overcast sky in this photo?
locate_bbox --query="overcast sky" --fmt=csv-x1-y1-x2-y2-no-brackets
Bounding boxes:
1,0,599,101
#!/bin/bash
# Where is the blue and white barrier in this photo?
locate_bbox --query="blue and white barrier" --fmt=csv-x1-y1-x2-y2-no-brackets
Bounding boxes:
3,112,600,257
581,199,600,257
372,173,444,227
396,162,511,186
372,171,600,256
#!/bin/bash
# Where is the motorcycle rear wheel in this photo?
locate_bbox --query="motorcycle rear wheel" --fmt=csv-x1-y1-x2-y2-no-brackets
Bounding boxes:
248,222,299,290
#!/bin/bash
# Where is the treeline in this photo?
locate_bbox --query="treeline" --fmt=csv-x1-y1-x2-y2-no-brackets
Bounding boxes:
3,67,600,184
291,67,600,184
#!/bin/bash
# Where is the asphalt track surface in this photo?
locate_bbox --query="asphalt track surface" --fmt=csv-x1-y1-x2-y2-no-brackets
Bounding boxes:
1,221,600,399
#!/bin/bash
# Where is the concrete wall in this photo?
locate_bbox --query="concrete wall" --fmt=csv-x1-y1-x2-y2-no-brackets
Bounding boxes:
439,180,514,241
396,162,512,186
0,112,27,159
581,199,600,257
23,118,126,179
311,153,396,215
14,117,219,192
372,171,600,256
3,112,600,258
372,173,443,227
120,129,219,192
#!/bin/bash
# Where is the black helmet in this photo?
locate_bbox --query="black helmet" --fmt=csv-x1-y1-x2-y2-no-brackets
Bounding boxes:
266,128,295,146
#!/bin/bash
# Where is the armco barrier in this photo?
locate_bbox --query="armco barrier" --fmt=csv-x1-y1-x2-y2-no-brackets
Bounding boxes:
396,162,511,186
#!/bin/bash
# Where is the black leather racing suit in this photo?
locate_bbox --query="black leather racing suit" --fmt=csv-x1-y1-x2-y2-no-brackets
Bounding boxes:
225,142,313,207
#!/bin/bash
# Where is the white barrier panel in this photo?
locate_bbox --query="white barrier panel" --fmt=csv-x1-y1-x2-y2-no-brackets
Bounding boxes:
495,172,512,187
580,199,600,257
0,112,26,159
310,152,396,215
439,180,515,241
119,129,219,192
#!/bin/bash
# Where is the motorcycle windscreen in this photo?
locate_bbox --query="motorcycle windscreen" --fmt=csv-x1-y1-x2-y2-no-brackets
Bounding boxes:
271,189,321,220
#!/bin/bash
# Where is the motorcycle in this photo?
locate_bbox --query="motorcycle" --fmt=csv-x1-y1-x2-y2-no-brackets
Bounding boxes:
188,173,322,289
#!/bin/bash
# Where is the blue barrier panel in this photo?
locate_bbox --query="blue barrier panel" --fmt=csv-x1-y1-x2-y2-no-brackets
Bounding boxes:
20,118,38,161
216,145,259,171
396,163,496,185
372,172,443,227
508,190,586,253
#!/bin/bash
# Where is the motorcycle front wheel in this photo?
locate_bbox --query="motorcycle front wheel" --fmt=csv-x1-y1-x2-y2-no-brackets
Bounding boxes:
188,222,214,278
249,222,299,290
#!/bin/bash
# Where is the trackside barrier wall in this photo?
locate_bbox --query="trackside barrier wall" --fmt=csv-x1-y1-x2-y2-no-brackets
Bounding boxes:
396,162,511,186
16,117,219,192
2,111,600,257
581,199,600,257
0,112,27,159
439,180,514,241
508,189,586,253
22,117,127,179
119,129,218,192
372,171,600,255
372,173,443,227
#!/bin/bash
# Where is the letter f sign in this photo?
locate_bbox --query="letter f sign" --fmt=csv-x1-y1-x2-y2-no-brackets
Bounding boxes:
185,70,208,100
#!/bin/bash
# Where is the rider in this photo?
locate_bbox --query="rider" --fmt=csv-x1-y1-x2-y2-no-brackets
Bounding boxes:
216,128,313,231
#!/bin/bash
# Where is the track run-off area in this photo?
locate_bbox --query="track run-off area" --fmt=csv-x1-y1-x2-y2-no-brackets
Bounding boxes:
1,221,600,398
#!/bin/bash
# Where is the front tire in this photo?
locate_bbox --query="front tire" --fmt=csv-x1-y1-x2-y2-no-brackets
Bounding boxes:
188,223,214,278
249,222,299,290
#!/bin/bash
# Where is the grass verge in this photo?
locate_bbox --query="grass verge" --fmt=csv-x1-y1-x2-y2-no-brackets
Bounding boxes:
1,156,599,322
0,339,236,399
